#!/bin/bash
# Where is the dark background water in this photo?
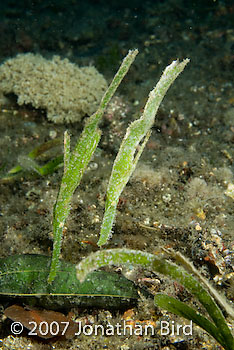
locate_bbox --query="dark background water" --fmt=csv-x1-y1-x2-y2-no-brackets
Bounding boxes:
0,0,233,70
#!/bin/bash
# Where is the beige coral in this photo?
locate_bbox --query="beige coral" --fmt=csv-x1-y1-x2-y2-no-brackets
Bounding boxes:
0,53,108,123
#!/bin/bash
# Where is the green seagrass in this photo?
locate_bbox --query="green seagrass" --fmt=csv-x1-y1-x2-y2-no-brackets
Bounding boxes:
0,254,140,310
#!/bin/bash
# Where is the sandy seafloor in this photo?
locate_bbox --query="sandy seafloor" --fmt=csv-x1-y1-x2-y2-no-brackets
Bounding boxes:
0,0,234,349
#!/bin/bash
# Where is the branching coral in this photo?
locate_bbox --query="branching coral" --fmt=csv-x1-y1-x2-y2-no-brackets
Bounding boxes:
0,53,108,123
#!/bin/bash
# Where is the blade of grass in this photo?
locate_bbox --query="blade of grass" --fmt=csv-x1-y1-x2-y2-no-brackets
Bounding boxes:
154,294,226,348
5,138,63,176
76,248,234,349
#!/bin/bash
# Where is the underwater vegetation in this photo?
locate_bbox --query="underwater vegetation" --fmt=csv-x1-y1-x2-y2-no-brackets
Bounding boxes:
76,248,234,350
0,254,140,310
0,49,233,349
47,49,188,282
